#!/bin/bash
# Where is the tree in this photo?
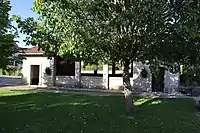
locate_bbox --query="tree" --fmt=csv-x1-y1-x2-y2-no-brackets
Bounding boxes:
53,0,200,114
14,16,61,86
165,0,200,66
13,1,78,85
166,0,200,85
30,0,172,114
15,0,200,114
75,0,171,113
0,0,15,69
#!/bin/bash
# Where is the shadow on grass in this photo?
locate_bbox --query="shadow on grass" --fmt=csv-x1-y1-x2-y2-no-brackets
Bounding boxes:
0,92,199,133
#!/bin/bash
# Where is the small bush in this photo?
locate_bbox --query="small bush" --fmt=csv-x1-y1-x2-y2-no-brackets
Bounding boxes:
6,68,16,76
17,72,23,77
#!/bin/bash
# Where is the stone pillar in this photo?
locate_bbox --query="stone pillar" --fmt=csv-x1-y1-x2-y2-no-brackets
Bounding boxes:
39,64,43,86
75,61,81,88
131,62,134,87
50,57,56,87
132,62,136,89
103,64,109,89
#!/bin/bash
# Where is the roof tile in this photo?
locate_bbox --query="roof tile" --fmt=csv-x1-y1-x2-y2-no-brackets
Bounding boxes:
22,46,44,54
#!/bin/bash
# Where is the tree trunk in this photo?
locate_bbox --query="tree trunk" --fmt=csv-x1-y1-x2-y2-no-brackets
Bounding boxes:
52,55,57,86
112,62,116,75
123,60,134,115
94,64,98,75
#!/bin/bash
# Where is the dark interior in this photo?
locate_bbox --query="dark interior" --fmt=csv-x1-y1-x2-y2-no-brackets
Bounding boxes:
152,67,165,92
56,56,75,76
31,65,39,85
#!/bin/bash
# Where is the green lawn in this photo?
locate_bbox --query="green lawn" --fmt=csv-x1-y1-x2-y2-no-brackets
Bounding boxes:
0,90,200,133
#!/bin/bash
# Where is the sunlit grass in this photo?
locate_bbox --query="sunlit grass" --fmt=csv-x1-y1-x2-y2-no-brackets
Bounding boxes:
0,90,30,96
134,97,153,106
148,100,162,105
0,89,37,97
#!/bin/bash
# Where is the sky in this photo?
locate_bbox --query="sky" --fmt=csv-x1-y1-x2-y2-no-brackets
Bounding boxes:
9,0,37,48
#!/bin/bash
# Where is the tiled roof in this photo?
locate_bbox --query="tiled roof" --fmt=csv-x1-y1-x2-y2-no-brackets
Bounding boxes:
19,46,44,54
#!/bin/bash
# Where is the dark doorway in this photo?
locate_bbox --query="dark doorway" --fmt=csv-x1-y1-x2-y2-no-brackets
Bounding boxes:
152,67,165,92
30,65,40,85
56,56,75,76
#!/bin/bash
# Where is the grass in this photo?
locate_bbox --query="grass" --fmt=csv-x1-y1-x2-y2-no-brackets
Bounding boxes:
0,90,200,133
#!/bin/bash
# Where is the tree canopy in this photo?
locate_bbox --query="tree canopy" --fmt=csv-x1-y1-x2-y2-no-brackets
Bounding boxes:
14,0,200,114
0,0,15,69
15,0,200,89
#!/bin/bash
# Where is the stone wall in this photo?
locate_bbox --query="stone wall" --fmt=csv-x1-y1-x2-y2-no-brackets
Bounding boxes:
55,76,76,87
55,76,132,90
81,76,103,89
132,62,152,92
132,62,179,92
22,57,180,92
164,71,180,93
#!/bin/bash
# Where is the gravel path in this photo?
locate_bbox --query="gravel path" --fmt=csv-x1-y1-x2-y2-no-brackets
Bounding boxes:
0,82,198,99
0,77,23,86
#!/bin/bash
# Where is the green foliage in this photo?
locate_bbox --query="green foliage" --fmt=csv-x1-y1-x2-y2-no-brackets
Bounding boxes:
166,0,200,66
17,71,23,77
13,1,80,60
0,68,21,76
6,67,16,76
81,64,112,71
14,0,200,90
181,65,200,86
13,16,60,57
32,0,199,68
0,0,15,69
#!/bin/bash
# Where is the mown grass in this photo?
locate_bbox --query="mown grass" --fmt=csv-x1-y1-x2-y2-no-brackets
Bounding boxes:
0,90,199,133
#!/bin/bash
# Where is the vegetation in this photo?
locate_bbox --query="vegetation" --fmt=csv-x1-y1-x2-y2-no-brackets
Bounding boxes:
13,0,80,85
0,90,199,133
180,65,200,87
14,0,200,113
0,68,21,76
82,64,113,71
12,15,62,85
0,0,16,69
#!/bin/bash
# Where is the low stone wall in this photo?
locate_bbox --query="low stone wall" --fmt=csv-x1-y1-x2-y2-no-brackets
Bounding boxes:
55,76,129,90
52,73,179,92
55,76,76,87
55,76,104,89
81,76,103,89
54,76,152,91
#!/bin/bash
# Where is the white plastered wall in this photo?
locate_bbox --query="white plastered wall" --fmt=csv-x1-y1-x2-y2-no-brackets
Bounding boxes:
22,56,53,86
